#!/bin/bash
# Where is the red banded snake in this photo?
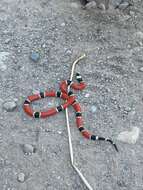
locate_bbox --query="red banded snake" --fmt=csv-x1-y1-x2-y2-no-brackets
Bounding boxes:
23,74,118,152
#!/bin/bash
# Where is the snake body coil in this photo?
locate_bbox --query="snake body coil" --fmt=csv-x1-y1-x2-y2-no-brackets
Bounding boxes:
23,73,118,152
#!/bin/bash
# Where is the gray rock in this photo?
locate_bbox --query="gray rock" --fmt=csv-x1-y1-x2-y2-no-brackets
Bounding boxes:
91,105,97,113
17,173,26,183
112,0,122,8
21,144,36,155
61,22,66,27
139,67,143,72
119,2,129,9
30,52,40,62
98,3,106,10
65,49,72,56
57,131,62,135
42,43,46,48
124,106,132,113
117,179,127,187
13,43,19,47
111,98,117,105
3,101,17,112
85,1,97,9
4,39,11,44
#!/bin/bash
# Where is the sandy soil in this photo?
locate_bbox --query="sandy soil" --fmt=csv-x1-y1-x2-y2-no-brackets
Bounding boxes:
0,0,143,189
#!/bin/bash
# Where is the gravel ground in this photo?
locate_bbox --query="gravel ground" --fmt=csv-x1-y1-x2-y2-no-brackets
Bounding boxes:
0,0,143,190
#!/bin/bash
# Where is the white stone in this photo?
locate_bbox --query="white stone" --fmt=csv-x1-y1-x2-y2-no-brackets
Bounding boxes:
42,43,46,48
117,127,140,144
17,173,26,183
98,3,105,10
139,67,143,72
61,22,65,27
57,131,62,134
85,93,90,98
65,49,72,55
57,176,61,180
124,106,132,113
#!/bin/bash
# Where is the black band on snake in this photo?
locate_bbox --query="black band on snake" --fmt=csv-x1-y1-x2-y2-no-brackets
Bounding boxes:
23,73,118,152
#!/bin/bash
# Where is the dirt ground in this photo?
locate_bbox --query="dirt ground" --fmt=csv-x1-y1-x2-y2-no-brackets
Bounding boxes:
0,0,143,190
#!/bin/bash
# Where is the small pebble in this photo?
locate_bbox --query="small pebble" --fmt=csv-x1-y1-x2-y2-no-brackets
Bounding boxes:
3,101,17,112
17,49,21,53
111,98,117,105
65,49,72,56
117,179,127,187
85,93,90,98
30,52,40,62
47,102,53,107
91,105,97,113
13,43,19,48
45,129,51,133
17,173,26,183
124,106,132,113
21,144,36,155
57,131,62,135
139,67,143,72
61,22,65,27
119,2,129,10
42,43,46,48
4,39,11,44
98,3,105,10
85,1,97,9
57,176,61,180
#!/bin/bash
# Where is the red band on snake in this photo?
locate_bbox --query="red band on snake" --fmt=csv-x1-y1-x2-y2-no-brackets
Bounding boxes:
23,73,118,152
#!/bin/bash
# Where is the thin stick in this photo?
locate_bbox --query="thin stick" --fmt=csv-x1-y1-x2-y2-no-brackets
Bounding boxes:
65,54,93,190
70,54,86,81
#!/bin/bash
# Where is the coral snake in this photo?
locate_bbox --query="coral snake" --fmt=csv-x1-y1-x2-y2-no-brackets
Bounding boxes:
23,55,118,190
23,74,118,152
